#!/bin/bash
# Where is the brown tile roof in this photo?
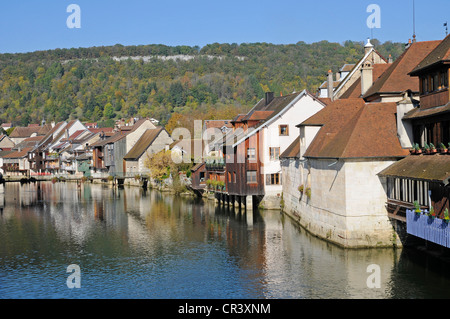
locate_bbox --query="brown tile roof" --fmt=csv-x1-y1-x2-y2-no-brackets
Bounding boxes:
51,120,78,144
191,162,205,172
302,98,409,159
317,97,332,105
244,92,301,122
280,137,300,158
410,34,450,75
403,101,450,120
231,114,247,123
340,64,355,72
90,131,129,147
378,154,450,183
123,128,165,160
340,64,391,99
3,147,33,158
363,40,441,99
9,126,42,138
37,124,52,135
37,121,66,147
204,120,233,130
319,81,341,89
23,136,45,142
169,138,205,152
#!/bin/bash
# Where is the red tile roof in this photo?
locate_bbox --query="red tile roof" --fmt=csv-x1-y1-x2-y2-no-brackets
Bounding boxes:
363,40,441,99
340,64,391,99
301,98,409,159
410,34,450,75
3,147,33,158
280,137,300,158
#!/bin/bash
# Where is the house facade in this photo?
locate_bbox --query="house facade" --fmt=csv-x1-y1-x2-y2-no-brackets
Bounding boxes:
123,127,173,175
221,90,326,209
379,34,450,222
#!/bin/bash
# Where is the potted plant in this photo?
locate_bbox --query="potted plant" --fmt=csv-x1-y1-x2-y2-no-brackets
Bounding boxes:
444,208,450,223
413,201,421,215
440,142,448,154
428,206,436,219
305,187,311,200
415,143,422,155
429,143,437,154
298,184,304,194
423,143,430,154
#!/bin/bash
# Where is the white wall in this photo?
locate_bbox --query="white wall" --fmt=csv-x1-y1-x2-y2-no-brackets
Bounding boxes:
282,157,403,248
262,94,324,197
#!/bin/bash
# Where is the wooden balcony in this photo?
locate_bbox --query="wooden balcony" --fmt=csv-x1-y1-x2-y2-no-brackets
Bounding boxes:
419,89,449,110
406,209,450,248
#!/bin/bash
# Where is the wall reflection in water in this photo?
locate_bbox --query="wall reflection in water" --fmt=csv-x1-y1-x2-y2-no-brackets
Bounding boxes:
1,182,450,299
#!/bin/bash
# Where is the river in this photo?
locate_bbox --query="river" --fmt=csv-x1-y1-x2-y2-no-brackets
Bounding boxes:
1,181,450,299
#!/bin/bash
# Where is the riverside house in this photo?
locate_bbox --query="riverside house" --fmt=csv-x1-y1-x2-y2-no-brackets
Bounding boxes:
209,90,326,210
123,127,173,175
378,34,450,227
90,118,157,177
280,37,443,248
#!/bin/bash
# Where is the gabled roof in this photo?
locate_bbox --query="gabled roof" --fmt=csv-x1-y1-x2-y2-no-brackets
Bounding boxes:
51,120,79,144
410,34,450,75
319,80,341,89
3,147,33,159
339,64,391,99
204,120,232,130
363,40,441,99
302,98,409,159
123,127,165,160
280,137,300,159
9,126,42,138
90,131,129,147
340,64,355,72
170,138,205,153
233,90,325,147
333,46,387,98
242,91,303,124
38,121,65,144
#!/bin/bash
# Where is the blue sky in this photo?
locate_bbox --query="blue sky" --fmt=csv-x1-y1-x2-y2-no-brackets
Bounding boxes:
0,0,448,53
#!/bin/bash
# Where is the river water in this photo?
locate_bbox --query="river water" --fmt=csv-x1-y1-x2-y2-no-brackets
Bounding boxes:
1,181,450,299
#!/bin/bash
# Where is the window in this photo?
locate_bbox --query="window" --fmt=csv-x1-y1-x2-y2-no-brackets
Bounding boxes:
269,147,280,161
279,125,289,136
433,73,439,91
266,173,281,185
421,76,428,94
441,69,449,89
233,172,236,183
247,148,256,160
247,171,257,184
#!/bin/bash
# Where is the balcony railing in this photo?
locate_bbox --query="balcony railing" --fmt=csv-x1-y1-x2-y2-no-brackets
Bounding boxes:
406,209,450,248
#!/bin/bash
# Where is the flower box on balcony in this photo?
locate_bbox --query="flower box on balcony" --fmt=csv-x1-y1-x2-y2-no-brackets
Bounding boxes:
406,209,450,248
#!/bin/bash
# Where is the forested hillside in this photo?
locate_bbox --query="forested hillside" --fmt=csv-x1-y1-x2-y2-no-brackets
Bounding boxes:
0,39,406,128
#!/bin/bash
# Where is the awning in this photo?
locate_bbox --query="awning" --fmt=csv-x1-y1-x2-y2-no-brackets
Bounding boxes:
378,155,450,184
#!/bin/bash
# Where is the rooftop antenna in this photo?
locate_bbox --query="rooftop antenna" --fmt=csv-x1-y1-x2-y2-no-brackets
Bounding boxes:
445,22,448,36
412,0,417,42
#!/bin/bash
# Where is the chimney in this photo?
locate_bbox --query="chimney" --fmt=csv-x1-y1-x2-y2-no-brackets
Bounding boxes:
388,54,393,63
364,38,374,55
327,70,334,100
335,72,341,81
405,39,412,49
361,60,374,96
265,92,274,106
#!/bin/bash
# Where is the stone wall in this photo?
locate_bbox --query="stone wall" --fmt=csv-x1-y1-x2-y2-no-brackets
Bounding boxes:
281,157,403,248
